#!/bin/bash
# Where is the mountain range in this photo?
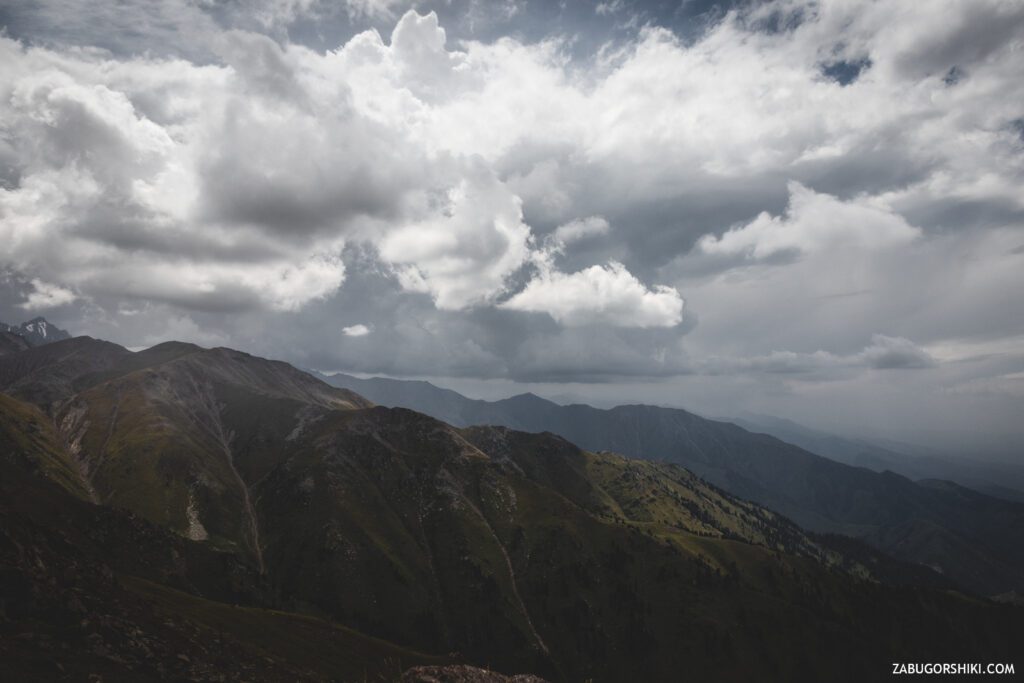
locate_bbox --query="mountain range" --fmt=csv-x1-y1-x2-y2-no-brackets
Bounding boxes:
730,412,1024,503
320,372,1024,598
1,337,1022,681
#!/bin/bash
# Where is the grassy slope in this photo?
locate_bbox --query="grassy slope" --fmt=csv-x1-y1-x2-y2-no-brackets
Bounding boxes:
0,414,449,682
45,343,372,557
0,391,91,500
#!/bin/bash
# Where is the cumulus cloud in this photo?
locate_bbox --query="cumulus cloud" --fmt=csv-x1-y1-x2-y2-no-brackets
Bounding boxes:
379,167,533,310
698,182,921,261
501,262,683,328
19,279,77,310
0,11,682,330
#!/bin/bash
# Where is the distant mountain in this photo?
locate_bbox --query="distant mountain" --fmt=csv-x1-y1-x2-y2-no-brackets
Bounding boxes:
0,316,72,347
731,412,1024,502
4,340,1022,680
320,372,1024,597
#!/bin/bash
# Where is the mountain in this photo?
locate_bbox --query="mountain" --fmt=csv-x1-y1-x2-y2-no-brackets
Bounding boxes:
0,316,72,347
731,412,1024,503
0,331,31,356
320,372,1024,597
3,341,1023,680
2,338,369,557
0,336,133,408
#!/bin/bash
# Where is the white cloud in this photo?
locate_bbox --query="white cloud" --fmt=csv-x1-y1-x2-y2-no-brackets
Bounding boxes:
501,261,683,328
342,323,371,336
698,182,921,260
379,167,533,310
19,278,77,309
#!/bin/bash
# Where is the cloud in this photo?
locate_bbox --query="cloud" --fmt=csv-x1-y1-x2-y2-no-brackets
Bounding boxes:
697,182,921,261
341,0,409,20
501,214,682,329
550,216,610,246
859,334,935,369
379,166,534,310
595,1,627,18
18,278,77,309
701,334,935,376
0,0,1021,452
342,323,371,336
501,261,683,328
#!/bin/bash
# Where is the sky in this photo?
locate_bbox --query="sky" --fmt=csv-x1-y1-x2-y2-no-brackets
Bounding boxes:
0,0,1022,457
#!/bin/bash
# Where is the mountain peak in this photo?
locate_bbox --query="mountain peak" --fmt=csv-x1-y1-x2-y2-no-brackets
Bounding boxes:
0,316,71,347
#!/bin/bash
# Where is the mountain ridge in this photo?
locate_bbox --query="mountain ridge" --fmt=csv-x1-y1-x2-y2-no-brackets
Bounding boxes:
319,371,1024,597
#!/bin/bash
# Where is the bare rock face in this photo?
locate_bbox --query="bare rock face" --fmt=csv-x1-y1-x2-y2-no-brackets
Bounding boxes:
401,665,549,683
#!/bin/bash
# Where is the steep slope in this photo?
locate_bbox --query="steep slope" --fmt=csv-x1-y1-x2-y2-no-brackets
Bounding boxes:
0,392,92,500
321,373,1024,596
0,443,448,681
